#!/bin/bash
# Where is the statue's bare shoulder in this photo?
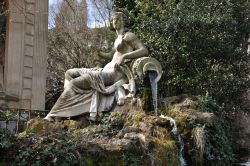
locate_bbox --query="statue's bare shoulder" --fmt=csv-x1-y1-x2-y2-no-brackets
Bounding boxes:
121,31,148,59
123,32,145,49
123,32,138,43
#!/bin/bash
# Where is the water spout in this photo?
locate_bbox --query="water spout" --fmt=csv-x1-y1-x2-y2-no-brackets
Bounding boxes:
160,115,186,166
148,71,158,115
148,71,186,165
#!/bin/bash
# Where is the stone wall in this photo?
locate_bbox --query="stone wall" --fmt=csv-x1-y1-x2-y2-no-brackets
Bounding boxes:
1,0,48,110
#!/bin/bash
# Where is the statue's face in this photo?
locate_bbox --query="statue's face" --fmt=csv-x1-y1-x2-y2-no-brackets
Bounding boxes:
112,14,124,30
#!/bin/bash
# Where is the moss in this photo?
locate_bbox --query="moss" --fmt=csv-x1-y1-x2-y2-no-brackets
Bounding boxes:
132,113,144,124
162,107,201,164
84,156,94,166
99,153,124,166
63,120,79,129
115,144,122,151
166,108,192,138
19,118,64,136
83,152,126,166
160,96,236,165
152,126,172,140
125,111,146,126
110,111,126,126
11,97,213,165
154,139,179,166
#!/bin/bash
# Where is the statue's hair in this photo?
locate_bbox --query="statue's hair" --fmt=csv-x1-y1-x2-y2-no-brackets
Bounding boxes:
110,8,130,31
113,8,129,17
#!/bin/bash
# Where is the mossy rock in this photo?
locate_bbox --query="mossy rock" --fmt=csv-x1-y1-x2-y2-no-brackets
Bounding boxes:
63,119,81,129
13,97,187,166
153,139,179,166
19,118,83,137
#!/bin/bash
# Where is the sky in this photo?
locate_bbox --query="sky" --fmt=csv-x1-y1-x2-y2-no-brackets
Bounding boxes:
49,0,58,5
48,0,109,28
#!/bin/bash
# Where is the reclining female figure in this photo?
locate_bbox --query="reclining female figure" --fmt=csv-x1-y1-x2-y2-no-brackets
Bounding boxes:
44,9,148,121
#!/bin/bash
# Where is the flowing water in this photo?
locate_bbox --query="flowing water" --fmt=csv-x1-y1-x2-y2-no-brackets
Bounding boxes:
160,115,186,166
148,71,186,166
148,71,158,115
239,160,250,166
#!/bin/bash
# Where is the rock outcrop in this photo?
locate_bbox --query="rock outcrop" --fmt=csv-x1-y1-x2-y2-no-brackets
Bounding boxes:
1,95,236,166
18,101,179,166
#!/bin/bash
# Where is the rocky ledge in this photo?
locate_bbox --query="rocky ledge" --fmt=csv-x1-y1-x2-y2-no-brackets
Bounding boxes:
1,95,237,166
18,101,179,166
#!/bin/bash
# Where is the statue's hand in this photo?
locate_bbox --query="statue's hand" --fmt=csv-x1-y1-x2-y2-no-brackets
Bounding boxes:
105,79,126,94
98,48,114,60
114,56,124,70
114,62,121,71
114,79,127,87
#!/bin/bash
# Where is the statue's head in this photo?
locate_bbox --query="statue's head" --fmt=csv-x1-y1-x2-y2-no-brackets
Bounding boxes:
110,8,130,31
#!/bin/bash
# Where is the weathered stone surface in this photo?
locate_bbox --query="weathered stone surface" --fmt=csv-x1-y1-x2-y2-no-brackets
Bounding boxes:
162,95,250,162
163,95,215,126
2,0,48,110
132,57,163,82
191,111,215,125
19,118,86,136
44,10,163,122
5,95,240,165
116,126,140,138
19,102,179,166
25,118,64,135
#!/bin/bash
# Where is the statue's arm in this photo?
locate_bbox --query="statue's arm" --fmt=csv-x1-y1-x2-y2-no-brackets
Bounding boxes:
99,48,115,60
123,32,148,59
105,79,127,94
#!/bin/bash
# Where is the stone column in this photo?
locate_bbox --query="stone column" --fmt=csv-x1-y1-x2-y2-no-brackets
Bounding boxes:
0,37,4,90
31,0,48,110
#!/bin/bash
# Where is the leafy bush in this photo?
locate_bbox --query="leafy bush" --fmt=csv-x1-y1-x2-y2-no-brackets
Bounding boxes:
161,96,235,165
0,129,82,165
198,96,234,165
114,0,250,112
15,133,82,166
0,128,16,164
113,1,249,164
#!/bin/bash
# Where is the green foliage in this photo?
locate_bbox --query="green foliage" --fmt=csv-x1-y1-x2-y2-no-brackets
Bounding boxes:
0,109,15,121
160,95,235,165
15,133,82,166
198,96,220,114
114,0,250,111
0,128,14,149
113,0,138,27
113,0,249,164
0,128,16,164
198,96,234,165
23,128,36,137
